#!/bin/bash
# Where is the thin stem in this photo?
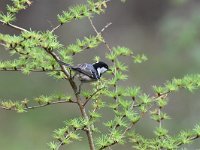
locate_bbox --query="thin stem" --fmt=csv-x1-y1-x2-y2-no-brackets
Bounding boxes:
158,108,162,128
44,49,70,78
83,88,103,107
56,129,80,150
98,123,134,150
176,135,199,146
89,17,99,34
100,23,112,35
71,22,112,57
26,100,76,109
0,68,62,72
132,91,169,107
0,42,6,47
88,17,112,52
0,20,28,32
0,100,76,111
51,24,62,33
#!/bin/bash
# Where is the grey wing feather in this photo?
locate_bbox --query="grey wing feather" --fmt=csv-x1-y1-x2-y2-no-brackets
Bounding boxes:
72,63,99,79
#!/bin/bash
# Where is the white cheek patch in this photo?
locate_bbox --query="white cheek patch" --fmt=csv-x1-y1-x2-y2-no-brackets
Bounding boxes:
97,67,108,76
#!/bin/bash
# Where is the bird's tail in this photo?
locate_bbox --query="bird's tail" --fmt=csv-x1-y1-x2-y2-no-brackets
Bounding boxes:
57,60,72,68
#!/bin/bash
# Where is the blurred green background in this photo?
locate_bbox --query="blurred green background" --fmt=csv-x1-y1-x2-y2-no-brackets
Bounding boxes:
1,0,200,149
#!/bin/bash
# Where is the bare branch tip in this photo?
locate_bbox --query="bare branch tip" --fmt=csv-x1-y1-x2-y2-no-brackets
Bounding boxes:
0,20,28,32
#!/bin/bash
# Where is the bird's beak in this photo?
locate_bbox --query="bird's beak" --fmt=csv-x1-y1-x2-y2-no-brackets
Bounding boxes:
107,68,111,71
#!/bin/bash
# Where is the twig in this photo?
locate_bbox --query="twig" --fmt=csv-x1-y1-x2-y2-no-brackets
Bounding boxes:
122,124,134,136
158,107,162,129
89,17,99,34
56,128,81,150
0,68,62,72
0,42,6,47
99,122,134,150
89,18,112,37
51,17,112,34
26,100,76,109
0,20,28,32
51,24,62,33
132,91,170,107
56,134,69,150
43,49,71,78
176,135,199,146
99,22,112,35
72,22,112,56
88,17,112,52
0,100,77,111
83,88,103,107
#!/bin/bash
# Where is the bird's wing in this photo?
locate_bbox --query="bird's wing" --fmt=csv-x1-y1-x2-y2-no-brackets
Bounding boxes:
72,63,100,79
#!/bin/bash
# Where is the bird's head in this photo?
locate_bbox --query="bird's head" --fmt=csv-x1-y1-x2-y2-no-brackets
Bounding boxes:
93,61,110,76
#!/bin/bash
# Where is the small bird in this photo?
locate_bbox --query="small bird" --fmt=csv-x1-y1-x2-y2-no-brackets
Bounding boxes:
58,60,110,93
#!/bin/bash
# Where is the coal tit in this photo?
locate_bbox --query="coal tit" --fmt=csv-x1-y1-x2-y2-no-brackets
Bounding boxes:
58,60,110,82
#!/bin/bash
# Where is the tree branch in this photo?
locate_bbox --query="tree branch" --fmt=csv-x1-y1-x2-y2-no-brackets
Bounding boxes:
83,88,103,107
177,135,199,146
51,24,62,33
0,42,6,47
0,100,76,111
0,68,62,72
99,22,112,35
88,17,113,52
0,20,28,32
132,91,169,107
43,49,71,78
56,128,81,150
